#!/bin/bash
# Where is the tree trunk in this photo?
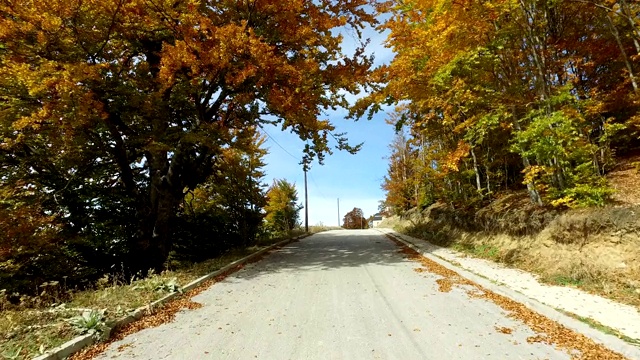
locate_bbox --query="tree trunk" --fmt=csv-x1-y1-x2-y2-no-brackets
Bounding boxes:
132,147,181,272
551,155,564,190
607,13,639,94
518,0,550,103
129,40,184,272
470,147,482,192
512,113,544,206
618,0,640,54
485,164,491,193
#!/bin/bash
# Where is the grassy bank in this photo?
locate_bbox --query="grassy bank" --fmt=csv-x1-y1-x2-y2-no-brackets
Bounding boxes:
381,201,640,309
0,229,321,359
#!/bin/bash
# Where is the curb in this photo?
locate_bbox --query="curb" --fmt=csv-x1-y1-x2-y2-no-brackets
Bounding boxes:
380,229,640,360
33,234,309,360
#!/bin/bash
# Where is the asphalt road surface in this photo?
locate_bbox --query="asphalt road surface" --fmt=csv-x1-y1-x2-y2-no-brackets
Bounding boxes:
97,230,578,359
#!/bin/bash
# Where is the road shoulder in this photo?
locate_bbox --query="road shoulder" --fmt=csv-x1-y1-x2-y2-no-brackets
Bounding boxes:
378,228,640,359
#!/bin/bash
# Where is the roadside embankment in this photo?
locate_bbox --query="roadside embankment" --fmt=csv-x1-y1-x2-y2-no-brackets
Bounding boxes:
380,199,640,310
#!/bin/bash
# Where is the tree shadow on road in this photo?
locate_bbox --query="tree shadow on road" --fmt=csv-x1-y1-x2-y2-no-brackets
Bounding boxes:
227,230,411,281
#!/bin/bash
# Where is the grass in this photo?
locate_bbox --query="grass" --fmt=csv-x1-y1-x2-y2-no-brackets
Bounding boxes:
0,232,311,359
543,275,584,287
452,243,501,261
557,309,640,347
1,309,76,359
382,204,640,311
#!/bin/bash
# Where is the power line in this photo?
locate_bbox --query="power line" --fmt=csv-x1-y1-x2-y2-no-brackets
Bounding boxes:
259,126,330,199
259,126,341,227
259,125,300,162
308,171,332,200
260,125,312,230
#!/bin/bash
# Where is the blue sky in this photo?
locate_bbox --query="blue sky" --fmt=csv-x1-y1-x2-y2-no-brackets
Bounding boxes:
261,24,396,227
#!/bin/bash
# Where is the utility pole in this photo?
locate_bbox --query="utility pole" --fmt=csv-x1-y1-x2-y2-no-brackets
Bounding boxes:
337,198,340,228
304,169,309,233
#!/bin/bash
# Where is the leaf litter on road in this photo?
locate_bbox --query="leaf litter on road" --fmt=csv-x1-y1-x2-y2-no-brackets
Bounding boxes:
387,235,628,360
69,249,276,360
495,326,514,335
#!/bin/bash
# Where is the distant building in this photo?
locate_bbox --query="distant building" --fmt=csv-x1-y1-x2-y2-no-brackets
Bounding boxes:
371,213,384,228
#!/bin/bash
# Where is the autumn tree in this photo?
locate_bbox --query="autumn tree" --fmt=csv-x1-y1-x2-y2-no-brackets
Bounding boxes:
377,200,391,217
264,180,302,234
0,0,377,274
382,131,419,214
342,207,369,229
0,186,66,293
359,0,639,210
173,128,268,261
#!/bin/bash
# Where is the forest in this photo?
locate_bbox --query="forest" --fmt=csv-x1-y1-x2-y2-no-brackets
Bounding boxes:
6,0,640,357
359,0,640,213
2,0,640,302
0,0,375,296
2,0,640,357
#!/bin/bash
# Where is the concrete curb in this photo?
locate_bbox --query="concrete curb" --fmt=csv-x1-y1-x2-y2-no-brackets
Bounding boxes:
380,229,640,360
33,234,309,360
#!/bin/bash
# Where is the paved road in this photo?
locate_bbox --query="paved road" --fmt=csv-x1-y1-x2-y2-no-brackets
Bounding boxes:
98,230,575,359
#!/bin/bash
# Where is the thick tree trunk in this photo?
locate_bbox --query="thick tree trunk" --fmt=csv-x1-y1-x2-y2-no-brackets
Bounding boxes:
129,40,185,272
136,196,178,273
132,146,180,272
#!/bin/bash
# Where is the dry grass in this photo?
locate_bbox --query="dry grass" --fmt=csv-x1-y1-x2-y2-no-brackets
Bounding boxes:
608,152,640,205
0,237,296,359
308,225,341,233
383,201,640,310
391,235,627,360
